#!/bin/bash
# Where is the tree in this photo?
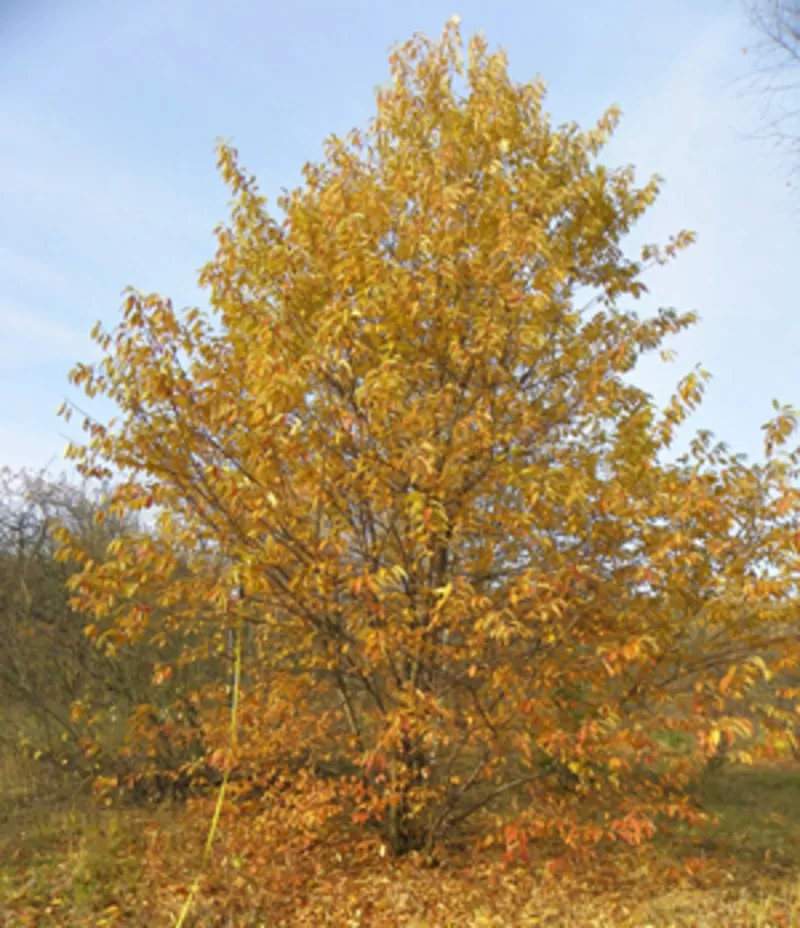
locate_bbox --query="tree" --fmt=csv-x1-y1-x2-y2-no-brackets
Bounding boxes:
744,0,800,180
0,468,224,798
0,468,135,779
59,19,799,861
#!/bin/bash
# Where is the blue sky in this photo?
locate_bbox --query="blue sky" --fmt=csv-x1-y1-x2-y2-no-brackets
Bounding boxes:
1,0,797,474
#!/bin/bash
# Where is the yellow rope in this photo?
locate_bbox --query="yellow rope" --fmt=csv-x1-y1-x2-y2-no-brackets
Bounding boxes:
174,597,243,927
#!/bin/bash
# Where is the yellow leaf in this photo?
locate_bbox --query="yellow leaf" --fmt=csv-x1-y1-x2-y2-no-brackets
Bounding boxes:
718,665,736,696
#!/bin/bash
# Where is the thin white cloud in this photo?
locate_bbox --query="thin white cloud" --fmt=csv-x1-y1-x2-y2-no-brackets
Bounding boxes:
0,424,70,474
589,5,800,456
0,244,79,301
0,303,92,365
0,99,219,299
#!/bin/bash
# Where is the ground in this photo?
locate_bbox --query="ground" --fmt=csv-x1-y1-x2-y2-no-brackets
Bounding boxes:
1,751,799,926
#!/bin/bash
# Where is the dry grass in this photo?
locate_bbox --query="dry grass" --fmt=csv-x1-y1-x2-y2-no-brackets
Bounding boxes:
1,754,799,926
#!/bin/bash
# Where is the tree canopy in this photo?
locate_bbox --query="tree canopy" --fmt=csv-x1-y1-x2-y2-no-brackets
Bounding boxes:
744,0,800,183
58,19,799,864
